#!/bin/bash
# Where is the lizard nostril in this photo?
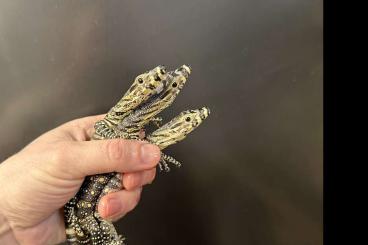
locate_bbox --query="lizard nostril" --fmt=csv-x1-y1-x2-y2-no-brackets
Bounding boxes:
154,74,161,81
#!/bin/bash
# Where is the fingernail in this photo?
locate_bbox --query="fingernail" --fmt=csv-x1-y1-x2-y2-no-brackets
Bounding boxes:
106,198,122,218
140,144,160,165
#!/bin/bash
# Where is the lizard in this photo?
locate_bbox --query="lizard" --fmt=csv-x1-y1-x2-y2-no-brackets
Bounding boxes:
64,65,169,244
64,65,210,244
65,65,192,244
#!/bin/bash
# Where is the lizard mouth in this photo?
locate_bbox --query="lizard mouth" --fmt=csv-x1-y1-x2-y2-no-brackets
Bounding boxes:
200,107,210,119
175,65,191,79
181,64,192,75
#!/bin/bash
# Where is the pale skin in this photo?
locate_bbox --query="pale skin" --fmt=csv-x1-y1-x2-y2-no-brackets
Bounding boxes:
0,114,161,245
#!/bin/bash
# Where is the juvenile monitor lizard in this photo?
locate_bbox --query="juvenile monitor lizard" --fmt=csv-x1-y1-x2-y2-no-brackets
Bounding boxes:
64,65,210,244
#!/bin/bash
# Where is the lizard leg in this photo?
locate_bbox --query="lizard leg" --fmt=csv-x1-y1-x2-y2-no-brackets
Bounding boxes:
65,197,91,244
99,219,126,245
158,155,170,172
72,174,114,244
94,173,123,216
93,120,119,139
94,174,126,244
159,153,182,172
76,174,125,245
75,174,114,218
79,215,103,245
64,197,79,244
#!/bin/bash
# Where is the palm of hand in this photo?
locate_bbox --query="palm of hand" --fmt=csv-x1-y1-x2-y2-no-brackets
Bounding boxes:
0,115,157,244
0,117,99,244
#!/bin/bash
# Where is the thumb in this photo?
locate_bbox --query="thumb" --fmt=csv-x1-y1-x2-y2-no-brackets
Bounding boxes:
53,139,161,178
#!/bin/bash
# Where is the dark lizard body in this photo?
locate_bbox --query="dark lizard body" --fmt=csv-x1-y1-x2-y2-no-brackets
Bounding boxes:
64,65,210,244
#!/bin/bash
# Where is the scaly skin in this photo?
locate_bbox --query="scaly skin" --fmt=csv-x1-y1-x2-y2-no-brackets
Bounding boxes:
95,66,191,210
65,65,168,245
116,66,191,138
64,65,210,244
93,65,169,140
65,65,169,244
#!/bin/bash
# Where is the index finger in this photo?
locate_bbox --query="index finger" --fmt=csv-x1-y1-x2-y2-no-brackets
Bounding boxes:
61,114,106,141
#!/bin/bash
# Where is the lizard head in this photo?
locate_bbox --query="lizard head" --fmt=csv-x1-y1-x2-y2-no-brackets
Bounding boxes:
177,106,210,131
172,64,191,82
157,64,192,103
168,64,191,88
115,65,194,137
147,106,210,150
124,64,169,104
106,65,169,123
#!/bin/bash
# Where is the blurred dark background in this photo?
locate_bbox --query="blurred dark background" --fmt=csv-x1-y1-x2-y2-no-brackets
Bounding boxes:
0,0,322,244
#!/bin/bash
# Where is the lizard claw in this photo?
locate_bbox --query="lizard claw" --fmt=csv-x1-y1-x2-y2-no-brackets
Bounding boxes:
159,153,182,172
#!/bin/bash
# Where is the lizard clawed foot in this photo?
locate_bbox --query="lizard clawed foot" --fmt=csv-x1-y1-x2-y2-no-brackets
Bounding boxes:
159,157,170,172
158,153,182,172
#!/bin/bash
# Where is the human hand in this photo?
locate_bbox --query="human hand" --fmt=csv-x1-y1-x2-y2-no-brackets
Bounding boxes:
0,115,160,245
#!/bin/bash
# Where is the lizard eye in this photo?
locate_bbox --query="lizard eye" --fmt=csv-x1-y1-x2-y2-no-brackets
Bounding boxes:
172,82,177,88
185,117,191,122
154,74,161,81
160,68,166,74
138,78,144,84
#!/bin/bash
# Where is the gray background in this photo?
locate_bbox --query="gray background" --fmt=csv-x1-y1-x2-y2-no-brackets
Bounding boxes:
0,0,322,244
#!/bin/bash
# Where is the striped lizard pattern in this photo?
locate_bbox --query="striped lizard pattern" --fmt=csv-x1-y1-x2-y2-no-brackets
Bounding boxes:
64,65,210,244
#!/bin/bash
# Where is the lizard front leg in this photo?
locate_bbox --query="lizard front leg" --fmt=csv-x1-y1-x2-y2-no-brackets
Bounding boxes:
158,153,182,172
65,197,90,244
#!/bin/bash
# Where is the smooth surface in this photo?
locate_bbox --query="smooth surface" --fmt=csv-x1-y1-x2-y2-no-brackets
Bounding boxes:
0,0,322,244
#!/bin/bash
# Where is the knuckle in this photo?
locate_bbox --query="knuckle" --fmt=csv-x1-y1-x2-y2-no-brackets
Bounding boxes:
129,174,140,189
105,140,127,163
123,173,137,190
